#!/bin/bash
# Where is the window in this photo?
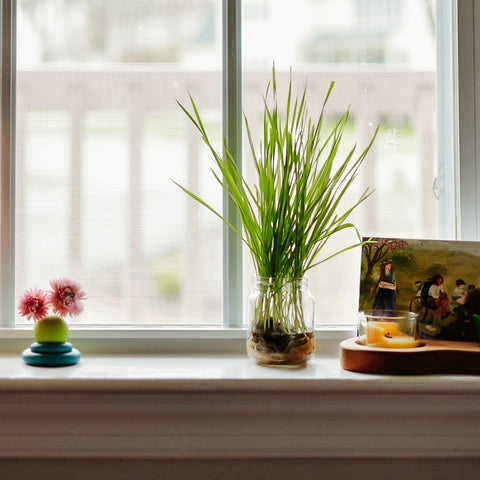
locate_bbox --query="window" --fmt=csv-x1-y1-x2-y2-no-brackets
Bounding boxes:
241,0,453,325
0,0,470,331
13,0,224,326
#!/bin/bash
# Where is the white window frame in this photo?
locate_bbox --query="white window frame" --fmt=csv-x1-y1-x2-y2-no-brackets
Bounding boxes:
0,0,477,351
0,0,16,327
457,0,480,240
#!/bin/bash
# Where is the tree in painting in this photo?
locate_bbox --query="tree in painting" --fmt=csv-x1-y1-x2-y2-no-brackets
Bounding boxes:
362,238,409,281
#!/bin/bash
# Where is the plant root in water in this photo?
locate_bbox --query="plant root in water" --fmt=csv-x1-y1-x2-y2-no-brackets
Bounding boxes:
248,331,315,366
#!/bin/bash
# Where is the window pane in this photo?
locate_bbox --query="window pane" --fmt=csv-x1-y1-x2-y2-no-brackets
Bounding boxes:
16,0,223,325
242,0,450,324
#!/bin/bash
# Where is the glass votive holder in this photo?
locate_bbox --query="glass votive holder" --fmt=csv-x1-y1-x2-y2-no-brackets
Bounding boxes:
358,310,420,348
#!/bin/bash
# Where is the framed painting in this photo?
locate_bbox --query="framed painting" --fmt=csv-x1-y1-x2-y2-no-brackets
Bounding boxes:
359,237,480,341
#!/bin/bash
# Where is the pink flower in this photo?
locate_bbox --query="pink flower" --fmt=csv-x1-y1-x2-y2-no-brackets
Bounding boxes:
48,278,87,318
18,288,50,322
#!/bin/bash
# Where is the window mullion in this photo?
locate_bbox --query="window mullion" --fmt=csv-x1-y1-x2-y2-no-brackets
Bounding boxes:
0,0,16,327
436,0,457,239
222,0,243,327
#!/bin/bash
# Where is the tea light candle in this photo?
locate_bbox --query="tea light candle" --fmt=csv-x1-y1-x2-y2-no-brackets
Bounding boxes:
366,320,419,348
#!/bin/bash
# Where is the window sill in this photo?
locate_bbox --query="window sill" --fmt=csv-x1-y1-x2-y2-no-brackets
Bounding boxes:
1,340,480,462
0,325,354,355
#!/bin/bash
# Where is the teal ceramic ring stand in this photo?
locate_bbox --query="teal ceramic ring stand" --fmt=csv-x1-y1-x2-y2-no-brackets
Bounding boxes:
22,342,81,367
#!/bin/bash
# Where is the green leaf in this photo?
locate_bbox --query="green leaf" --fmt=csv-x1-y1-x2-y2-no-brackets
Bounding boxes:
174,66,377,332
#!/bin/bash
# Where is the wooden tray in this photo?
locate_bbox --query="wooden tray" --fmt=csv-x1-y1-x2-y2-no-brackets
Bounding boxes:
340,337,480,375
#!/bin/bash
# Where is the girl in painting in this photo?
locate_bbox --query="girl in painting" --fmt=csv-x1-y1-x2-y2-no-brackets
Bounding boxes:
428,274,450,318
373,259,397,312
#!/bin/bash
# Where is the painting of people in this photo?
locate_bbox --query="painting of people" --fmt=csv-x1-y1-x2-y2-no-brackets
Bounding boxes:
359,237,480,341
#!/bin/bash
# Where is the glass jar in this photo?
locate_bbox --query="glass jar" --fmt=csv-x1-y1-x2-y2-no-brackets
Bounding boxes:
246,276,315,367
